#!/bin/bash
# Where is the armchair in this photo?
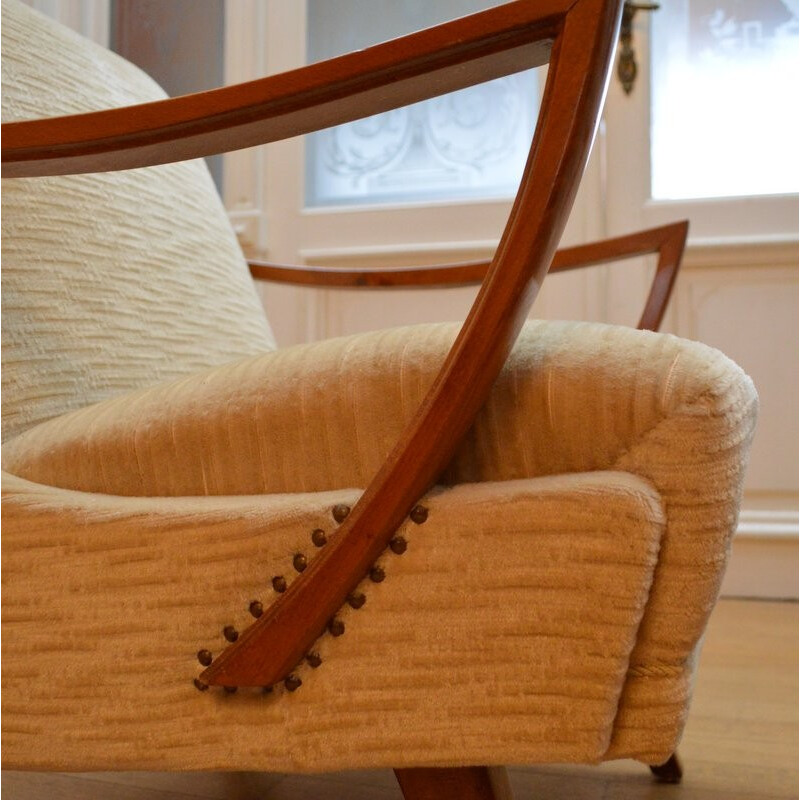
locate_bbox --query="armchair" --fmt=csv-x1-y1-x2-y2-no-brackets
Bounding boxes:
1,1,756,798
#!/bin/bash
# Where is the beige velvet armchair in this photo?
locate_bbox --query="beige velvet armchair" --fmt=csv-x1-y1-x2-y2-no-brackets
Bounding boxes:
1,1,757,798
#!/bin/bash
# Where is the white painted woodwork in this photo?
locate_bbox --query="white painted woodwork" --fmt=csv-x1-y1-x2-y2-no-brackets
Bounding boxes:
601,7,798,597
222,0,268,258
18,0,109,47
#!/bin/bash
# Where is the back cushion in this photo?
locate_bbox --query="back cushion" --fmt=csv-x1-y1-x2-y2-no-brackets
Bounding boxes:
1,0,277,441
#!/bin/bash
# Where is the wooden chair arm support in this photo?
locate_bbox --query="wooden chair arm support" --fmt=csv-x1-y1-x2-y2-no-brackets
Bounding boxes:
2,0,624,689
247,221,688,331
1,0,563,178
247,260,490,289
198,0,623,688
548,219,688,331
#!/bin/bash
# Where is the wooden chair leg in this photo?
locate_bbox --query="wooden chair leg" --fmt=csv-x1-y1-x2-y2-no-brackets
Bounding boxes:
649,751,683,784
394,766,511,800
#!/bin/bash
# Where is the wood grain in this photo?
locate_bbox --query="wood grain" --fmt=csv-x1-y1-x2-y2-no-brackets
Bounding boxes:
1,1,568,176
395,767,500,800
248,221,689,331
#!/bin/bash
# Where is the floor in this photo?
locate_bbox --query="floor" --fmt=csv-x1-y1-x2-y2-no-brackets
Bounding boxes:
3,599,797,800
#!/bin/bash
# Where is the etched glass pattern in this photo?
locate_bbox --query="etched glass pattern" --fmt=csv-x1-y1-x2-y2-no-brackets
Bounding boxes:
305,0,541,207
651,0,799,200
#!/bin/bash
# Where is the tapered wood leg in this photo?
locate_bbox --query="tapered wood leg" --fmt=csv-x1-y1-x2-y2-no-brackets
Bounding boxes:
395,766,510,800
649,751,683,784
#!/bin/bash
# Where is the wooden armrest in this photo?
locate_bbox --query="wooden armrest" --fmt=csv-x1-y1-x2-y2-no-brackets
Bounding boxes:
2,1,562,177
247,260,489,289
555,221,688,331
247,221,688,332
196,0,623,689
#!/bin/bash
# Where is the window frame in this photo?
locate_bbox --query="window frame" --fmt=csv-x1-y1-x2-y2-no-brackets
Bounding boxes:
603,8,799,246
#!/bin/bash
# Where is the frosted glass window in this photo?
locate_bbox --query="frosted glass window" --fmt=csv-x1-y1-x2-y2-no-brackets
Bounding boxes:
305,0,541,207
651,1,799,200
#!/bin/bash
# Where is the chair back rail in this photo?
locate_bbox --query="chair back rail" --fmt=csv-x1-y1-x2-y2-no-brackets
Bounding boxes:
2,1,567,177
247,221,689,332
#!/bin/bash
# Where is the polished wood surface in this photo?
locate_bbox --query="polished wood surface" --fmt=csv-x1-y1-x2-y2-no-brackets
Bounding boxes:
248,221,688,332
1,1,565,177
552,219,688,330
201,0,623,689
3,599,796,799
394,767,499,800
247,260,491,289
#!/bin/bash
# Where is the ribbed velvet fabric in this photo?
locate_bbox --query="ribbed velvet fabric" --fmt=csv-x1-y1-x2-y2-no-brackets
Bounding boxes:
2,469,664,771
2,321,758,769
1,0,276,442
1,0,759,778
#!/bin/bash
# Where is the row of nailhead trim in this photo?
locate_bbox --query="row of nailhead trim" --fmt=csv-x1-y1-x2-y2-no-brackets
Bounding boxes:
194,503,427,693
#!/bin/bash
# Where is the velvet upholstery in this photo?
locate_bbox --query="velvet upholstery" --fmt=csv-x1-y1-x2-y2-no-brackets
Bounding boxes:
1,0,275,442
1,0,757,776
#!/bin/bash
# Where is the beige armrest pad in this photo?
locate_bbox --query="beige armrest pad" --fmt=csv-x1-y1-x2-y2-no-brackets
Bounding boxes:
1,319,756,498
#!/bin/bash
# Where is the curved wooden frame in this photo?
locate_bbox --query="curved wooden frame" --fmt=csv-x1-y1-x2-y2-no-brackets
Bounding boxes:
3,1,563,177
248,221,688,332
2,0,624,691
207,0,623,689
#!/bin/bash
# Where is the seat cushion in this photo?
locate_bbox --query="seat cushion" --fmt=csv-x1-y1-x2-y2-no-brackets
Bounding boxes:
1,0,276,442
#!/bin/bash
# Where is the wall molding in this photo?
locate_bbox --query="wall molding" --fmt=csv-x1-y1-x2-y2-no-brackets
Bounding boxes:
722,529,798,600
736,509,798,539
724,509,797,599
683,237,799,270
223,0,267,253
296,235,800,270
